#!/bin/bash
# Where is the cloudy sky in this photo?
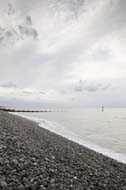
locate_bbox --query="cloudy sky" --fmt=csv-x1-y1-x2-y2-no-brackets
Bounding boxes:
0,0,126,108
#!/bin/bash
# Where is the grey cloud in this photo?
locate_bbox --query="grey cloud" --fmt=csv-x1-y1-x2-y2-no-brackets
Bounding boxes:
91,48,112,62
0,28,19,46
101,84,111,91
0,25,38,46
52,0,85,19
0,36,4,43
39,91,46,95
18,15,38,40
8,3,15,15
14,0,86,22
23,90,33,95
5,30,13,39
75,80,111,92
0,82,17,88
92,0,126,37
23,90,46,95
82,47,112,64
0,44,41,88
18,25,38,40
0,1,38,46
58,80,111,96
25,16,32,26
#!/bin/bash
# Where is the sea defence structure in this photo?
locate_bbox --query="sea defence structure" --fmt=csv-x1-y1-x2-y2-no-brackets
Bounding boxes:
0,107,61,113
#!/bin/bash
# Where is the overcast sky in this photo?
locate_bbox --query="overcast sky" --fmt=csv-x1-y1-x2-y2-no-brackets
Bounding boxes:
0,0,126,108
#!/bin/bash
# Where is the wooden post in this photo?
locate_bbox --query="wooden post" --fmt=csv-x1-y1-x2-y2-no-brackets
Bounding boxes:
102,106,104,112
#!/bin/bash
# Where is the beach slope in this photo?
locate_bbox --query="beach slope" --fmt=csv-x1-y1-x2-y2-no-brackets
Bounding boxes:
0,110,126,189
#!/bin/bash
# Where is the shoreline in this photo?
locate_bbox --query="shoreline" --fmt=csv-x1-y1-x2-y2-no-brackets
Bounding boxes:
11,112,126,164
1,110,126,189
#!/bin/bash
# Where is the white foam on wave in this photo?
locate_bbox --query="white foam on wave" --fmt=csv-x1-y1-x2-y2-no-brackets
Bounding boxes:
11,112,126,164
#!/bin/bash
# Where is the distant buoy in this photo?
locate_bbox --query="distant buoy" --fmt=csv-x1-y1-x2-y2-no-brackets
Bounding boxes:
102,106,104,112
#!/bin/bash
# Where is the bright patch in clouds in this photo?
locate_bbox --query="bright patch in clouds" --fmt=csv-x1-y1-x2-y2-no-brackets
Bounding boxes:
0,0,126,108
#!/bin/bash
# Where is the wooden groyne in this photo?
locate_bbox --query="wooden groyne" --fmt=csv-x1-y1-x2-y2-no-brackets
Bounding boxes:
0,107,62,113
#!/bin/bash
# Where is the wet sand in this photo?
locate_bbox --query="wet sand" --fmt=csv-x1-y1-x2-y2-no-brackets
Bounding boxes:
0,110,126,190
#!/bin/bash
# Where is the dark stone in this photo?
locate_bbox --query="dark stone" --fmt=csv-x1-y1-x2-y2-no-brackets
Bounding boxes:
17,185,25,190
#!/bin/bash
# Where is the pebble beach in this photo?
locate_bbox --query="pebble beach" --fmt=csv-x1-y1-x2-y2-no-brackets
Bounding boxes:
0,110,126,190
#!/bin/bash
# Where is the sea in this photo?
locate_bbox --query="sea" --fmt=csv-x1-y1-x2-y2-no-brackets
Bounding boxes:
12,108,126,164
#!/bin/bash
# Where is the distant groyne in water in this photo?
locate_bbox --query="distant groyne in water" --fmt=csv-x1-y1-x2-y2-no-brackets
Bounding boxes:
102,106,104,112
0,107,62,113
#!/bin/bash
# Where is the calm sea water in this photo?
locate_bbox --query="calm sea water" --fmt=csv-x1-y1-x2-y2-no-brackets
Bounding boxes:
13,108,126,163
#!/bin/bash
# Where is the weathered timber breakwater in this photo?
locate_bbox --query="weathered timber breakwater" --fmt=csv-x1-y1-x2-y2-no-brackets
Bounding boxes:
0,111,126,189
0,107,62,113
